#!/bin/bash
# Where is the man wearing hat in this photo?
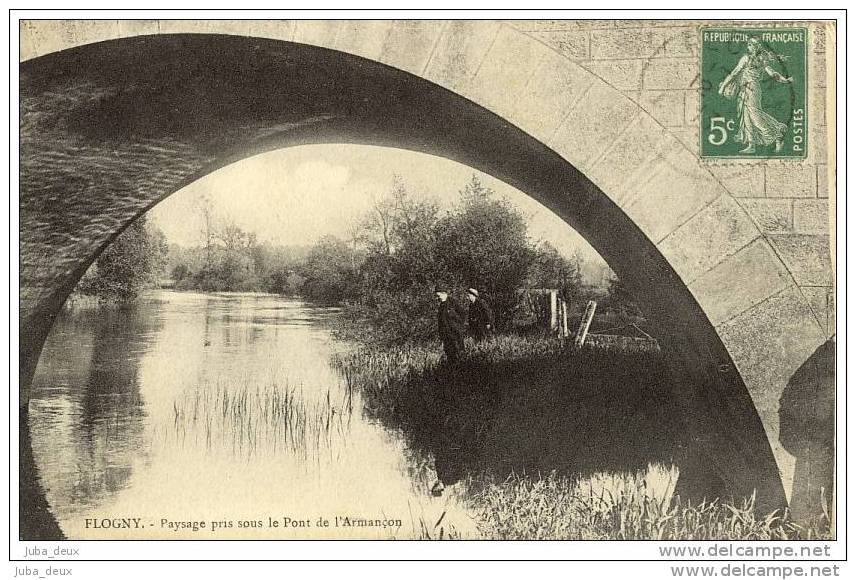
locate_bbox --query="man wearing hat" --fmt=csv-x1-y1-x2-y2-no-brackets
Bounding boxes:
434,286,466,363
466,288,494,342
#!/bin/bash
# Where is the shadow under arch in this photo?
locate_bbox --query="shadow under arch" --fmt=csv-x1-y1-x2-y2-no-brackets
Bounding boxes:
20,33,788,538
779,338,835,525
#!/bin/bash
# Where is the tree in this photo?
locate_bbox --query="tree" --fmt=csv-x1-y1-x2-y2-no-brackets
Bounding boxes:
530,242,584,303
197,193,217,275
433,176,534,328
300,235,360,304
340,177,446,342
80,216,167,302
603,274,642,318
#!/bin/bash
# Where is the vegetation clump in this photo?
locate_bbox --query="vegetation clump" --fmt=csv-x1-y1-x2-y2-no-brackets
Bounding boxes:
334,337,832,541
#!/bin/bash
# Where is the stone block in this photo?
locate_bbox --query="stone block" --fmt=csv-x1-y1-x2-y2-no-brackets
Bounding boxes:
510,51,596,144
766,164,817,198
741,199,793,233
587,113,674,205
662,27,700,57
768,235,833,286
811,51,827,88
21,20,119,59
466,25,553,120
590,27,695,59
116,20,160,39
657,194,760,283
812,25,826,54
510,20,614,32
332,21,391,61
642,58,698,90
793,200,830,234
669,127,697,151
579,59,645,91
684,89,700,127
19,23,39,61
637,90,685,127
619,148,726,243
716,285,826,426
809,125,829,165
291,20,340,48
689,238,792,326
158,20,251,37
245,20,296,43
423,20,501,93
591,28,657,59
801,286,836,337
549,82,639,173
379,20,445,76
817,165,830,199
527,30,590,60
708,165,765,198
810,86,828,128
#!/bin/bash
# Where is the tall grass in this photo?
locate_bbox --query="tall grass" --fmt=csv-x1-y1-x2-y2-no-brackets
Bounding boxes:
467,468,829,540
169,378,353,458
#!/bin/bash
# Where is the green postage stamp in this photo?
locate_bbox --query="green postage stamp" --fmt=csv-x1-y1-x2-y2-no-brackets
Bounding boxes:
700,27,808,159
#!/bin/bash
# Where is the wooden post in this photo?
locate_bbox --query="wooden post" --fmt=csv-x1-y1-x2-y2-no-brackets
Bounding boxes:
574,300,597,349
549,290,558,331
561,299,569,337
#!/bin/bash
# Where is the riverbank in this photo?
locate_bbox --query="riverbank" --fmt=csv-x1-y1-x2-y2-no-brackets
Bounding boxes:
333,335,832,540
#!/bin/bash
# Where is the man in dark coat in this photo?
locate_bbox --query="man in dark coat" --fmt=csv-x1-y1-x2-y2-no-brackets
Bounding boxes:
435,286,466,363
466,288,494,341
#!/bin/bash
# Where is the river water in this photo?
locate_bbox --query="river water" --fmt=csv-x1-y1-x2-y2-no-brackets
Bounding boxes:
28,290,475,539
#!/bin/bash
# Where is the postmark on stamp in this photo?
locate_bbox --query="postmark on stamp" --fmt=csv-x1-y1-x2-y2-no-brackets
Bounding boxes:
700,27,807,159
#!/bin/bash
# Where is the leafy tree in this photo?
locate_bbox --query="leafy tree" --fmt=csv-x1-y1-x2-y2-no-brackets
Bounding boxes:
433,176,534,328
338,178,447,341
603,274,642,318
79,216,167,302
530,242,584,303
171,262,192,284
300,235,360,304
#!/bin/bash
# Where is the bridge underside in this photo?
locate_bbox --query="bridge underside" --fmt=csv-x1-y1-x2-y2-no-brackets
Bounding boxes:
20,31,828,537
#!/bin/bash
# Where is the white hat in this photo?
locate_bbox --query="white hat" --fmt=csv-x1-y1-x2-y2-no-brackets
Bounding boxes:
467,288,479,297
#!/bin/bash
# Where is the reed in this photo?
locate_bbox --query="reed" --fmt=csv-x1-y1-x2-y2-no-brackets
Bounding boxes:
169,378,353,457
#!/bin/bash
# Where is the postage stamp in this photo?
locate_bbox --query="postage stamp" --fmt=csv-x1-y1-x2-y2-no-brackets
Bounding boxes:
700,27,808,159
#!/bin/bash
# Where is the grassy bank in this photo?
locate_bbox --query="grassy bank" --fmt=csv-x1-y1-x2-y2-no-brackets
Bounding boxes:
460,469,829,540
333,335,832,540
333,335,683,482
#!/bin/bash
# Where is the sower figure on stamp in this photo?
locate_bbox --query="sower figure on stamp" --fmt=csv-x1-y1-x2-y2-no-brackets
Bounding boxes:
466,288,494,342
435,286,466,364
718,36,793,154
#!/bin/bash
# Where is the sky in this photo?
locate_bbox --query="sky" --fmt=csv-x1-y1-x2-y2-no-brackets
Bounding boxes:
148,144,611,282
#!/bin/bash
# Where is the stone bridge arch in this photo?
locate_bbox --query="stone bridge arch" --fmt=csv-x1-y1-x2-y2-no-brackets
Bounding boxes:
19,20,834,526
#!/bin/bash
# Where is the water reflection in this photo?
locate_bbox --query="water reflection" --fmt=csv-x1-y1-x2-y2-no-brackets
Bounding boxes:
29,291,471,539
29,302,155,521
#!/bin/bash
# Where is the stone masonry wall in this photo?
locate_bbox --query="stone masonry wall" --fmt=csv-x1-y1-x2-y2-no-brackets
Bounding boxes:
510,19,834,337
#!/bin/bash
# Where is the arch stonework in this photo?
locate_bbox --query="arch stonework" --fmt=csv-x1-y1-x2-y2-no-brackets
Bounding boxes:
19,20,834,520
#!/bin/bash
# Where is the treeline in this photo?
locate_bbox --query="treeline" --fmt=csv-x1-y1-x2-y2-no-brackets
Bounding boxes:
76,176,639,340
159,176,592,335
167,239,310,294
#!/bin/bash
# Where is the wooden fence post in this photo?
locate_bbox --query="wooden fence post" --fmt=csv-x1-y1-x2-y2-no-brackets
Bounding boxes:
561,299,569,338
574,300,597,348
549,290,558,332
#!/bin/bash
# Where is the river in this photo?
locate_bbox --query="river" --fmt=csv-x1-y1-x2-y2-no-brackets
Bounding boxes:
28,290,475,539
